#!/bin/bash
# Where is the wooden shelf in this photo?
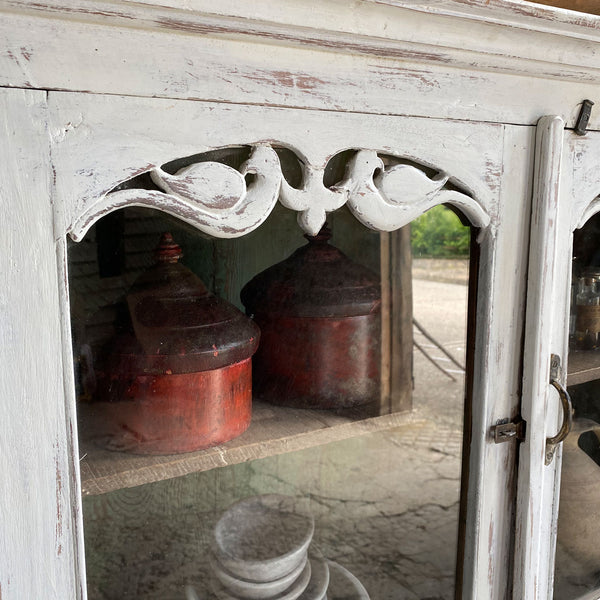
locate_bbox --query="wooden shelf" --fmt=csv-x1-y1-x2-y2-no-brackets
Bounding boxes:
79,401,423,496
568,350,600,386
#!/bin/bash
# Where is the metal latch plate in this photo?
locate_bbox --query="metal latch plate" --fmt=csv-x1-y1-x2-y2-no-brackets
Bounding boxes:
492,419,526,444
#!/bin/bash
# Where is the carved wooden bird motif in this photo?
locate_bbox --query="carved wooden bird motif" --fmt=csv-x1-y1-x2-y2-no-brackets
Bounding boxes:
150,161,246,211
374,163,449,205
334,149,451,231
70,145,282,241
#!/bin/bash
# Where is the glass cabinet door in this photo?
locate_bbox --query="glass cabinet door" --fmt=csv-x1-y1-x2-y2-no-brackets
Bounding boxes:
553,136,600,600
73,203,470,600
50,91,533,599
516,121,600,600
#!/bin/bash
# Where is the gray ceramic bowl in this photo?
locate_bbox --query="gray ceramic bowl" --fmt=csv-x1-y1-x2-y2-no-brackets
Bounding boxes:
213,495,314,583
210,553,308,599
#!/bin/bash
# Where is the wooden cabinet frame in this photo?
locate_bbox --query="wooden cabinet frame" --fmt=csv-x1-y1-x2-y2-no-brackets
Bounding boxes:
2,2,600,599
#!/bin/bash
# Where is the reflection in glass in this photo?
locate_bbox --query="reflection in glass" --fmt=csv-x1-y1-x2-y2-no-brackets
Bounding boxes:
71,204,472,599
555,212,600,599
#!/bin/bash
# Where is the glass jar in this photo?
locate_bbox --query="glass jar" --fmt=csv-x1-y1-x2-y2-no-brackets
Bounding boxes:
574,276,600,350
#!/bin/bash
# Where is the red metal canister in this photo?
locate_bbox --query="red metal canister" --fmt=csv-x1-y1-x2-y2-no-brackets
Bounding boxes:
92,233,260,454
241,226,381,409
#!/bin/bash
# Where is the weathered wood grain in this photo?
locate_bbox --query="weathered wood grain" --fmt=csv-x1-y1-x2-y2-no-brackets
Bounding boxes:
460,123,536,598
380,227,414,414
3,1,598,597
78,403,423,496
48,93,503,242
514,116,566,600
566,350,600,385
2,2,600,129
537,126,600,598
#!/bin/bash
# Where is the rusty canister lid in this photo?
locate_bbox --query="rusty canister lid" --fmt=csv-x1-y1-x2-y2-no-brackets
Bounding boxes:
241,226,381,318
113,232,259,374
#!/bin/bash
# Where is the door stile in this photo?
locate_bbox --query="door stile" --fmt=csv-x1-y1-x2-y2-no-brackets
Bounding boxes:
514,115,570,600
460,123,535,600
54,234,88,600
0,88,83,600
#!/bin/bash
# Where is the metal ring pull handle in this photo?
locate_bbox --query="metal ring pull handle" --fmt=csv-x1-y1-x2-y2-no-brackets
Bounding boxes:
545,376,573,466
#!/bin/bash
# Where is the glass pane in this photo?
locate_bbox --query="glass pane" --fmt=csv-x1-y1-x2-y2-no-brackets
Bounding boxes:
555,212,600,599
70,199,472,599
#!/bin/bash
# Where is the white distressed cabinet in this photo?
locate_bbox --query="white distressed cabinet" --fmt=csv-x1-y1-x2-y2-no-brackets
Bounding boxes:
2,1,600,599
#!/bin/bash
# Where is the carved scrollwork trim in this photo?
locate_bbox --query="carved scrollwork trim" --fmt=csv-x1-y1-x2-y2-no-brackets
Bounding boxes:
334,149,490,232
69,145,282,241
575,195,600,231
69,143,490,242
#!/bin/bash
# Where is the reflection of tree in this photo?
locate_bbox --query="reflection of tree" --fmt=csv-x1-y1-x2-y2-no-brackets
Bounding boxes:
410,205,470,258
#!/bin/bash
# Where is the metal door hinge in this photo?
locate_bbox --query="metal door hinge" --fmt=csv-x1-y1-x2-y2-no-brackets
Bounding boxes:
492,418,526,444
575,99,594,136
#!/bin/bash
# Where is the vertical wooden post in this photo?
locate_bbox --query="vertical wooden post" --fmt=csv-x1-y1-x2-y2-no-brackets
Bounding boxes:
0,88,85,599
514,115,566,600
380,226,413,414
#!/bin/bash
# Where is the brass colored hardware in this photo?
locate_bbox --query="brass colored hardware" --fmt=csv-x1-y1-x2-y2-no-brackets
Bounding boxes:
545,354,574,465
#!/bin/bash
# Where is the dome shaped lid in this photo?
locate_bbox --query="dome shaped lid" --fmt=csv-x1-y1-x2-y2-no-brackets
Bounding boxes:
241,226,381,318
118,232,259,374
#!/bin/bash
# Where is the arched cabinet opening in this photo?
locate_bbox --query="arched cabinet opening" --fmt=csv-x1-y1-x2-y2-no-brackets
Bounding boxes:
67,146,480,600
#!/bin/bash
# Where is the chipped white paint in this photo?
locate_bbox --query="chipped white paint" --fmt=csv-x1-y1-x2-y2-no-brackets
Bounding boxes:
463,123,536,600
49,90,519,600
0,88,84,600
71,146,283,241
514,116,567,600
2,1,600,599
70,139,490,240
335,150,490,232
279,164,347,235
527,127,600,598
565,133,600,230
514,121,600,600
50,94,502,243
2,1,600,128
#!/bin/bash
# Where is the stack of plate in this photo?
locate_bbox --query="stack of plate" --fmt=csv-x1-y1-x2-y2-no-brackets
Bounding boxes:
326,562,369,600
204,495,369,600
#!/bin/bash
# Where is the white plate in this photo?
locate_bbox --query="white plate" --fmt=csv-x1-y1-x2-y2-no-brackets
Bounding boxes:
211,553,308,600
212,559,311,600
298,552,329,600
326,562,370,600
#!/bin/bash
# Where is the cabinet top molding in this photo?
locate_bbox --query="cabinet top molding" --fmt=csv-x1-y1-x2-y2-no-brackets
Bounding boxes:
3,0,600,127
5,0,600,41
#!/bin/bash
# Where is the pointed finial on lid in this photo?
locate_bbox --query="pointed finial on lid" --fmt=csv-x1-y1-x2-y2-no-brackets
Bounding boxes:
154,232,183,264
